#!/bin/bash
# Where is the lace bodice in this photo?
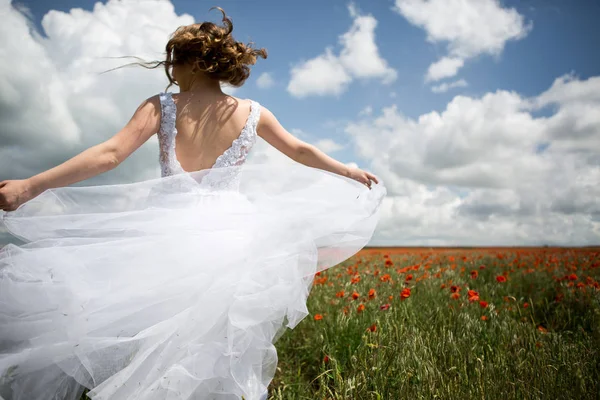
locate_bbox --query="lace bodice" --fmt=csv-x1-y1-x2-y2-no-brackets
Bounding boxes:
157,92,261,190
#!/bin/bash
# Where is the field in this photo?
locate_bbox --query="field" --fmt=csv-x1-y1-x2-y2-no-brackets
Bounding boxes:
69,247,600,399
269,247,600,400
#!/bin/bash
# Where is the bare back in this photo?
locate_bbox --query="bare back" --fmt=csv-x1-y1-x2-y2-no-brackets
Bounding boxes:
168,93,255,172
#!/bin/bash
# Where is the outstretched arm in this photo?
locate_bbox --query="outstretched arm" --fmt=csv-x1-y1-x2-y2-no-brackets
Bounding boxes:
0,96,161,212
256,105,379,188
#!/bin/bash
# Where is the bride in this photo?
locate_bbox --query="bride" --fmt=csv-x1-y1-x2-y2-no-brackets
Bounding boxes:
0,7,386,400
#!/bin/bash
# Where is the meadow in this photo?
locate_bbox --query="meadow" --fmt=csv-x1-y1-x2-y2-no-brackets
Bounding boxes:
269,247,600,400
74,247,599,399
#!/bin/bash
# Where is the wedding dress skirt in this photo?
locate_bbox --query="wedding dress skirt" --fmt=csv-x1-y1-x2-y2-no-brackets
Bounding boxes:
0,163,386,400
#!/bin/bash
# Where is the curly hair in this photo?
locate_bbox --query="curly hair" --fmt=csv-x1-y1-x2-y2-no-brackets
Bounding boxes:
107,7,267,90
165,7,267,88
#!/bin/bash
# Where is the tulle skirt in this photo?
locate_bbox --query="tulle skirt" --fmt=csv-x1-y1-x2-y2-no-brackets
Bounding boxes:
0,163,386,400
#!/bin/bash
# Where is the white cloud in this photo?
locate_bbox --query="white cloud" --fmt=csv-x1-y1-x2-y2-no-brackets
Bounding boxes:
347,74,600,246
287,48,352,98
426,57,464,82
359,106,373,116
287,4,396,98
532,73,600,152
338,6,397,84
394,0,531,81
256,72,275,89
0,0,195,243
431,79,468,93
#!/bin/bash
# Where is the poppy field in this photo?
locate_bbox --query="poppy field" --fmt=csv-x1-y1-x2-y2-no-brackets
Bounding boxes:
270,247,600,400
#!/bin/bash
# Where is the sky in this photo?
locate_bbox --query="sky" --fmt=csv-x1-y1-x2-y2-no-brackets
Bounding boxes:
1,0,599,246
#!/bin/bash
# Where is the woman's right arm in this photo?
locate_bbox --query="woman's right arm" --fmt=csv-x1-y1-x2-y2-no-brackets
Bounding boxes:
256,106,379,188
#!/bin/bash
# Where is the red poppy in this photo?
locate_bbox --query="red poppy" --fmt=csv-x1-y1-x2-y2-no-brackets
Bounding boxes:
470,270,478,279
380,303,391,311
400,288,411,300
335,290,345,298
467,290,479,302
357,304,365,313
352,291,360,300
405,274,413,281
479,301,488,308
314,314,323,321
450,293,460,300
555,293,564,302
367,324,377,332
496,276,507,283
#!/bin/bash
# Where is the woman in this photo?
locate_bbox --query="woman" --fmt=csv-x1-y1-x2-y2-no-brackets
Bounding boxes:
0,7,386,400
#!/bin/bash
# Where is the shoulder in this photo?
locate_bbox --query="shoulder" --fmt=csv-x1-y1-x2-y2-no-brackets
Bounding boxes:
229,96,255,108
139,94,162,110
255,104,276,129
128,95,162,124
128,94,161,115
228,97,261,120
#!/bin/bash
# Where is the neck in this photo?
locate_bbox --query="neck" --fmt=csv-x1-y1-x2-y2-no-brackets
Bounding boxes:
180,75,224,95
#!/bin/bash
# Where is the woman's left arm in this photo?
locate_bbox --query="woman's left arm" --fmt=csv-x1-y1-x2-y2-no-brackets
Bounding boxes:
0,95,161,212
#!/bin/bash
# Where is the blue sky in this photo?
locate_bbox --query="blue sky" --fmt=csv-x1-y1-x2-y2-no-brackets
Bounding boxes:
2,0,600,246
15,0,600,165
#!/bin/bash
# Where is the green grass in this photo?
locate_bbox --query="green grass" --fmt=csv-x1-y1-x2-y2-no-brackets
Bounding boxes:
269,249,600,400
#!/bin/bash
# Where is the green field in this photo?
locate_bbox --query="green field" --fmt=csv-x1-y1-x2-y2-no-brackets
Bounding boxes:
269,248,600,400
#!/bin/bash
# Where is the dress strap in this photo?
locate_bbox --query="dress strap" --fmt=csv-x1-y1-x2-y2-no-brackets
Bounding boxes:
158,92,176,134
248,100,261,134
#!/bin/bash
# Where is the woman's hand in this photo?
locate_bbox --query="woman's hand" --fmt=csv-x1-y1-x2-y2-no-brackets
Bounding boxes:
347,167,379,190
0,179,38,212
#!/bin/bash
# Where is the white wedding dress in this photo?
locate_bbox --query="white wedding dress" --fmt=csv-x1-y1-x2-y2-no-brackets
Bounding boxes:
0,93,386,400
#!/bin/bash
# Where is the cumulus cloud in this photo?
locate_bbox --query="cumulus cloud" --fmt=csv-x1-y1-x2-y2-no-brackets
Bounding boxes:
394,0,531,82
287,3,396,98
358,106,373,117
287,49,352,98
426,58,465,83
0,0,195,184
533,74,600,152
348,74,600,246
431,79,468,93
256,72,275,89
